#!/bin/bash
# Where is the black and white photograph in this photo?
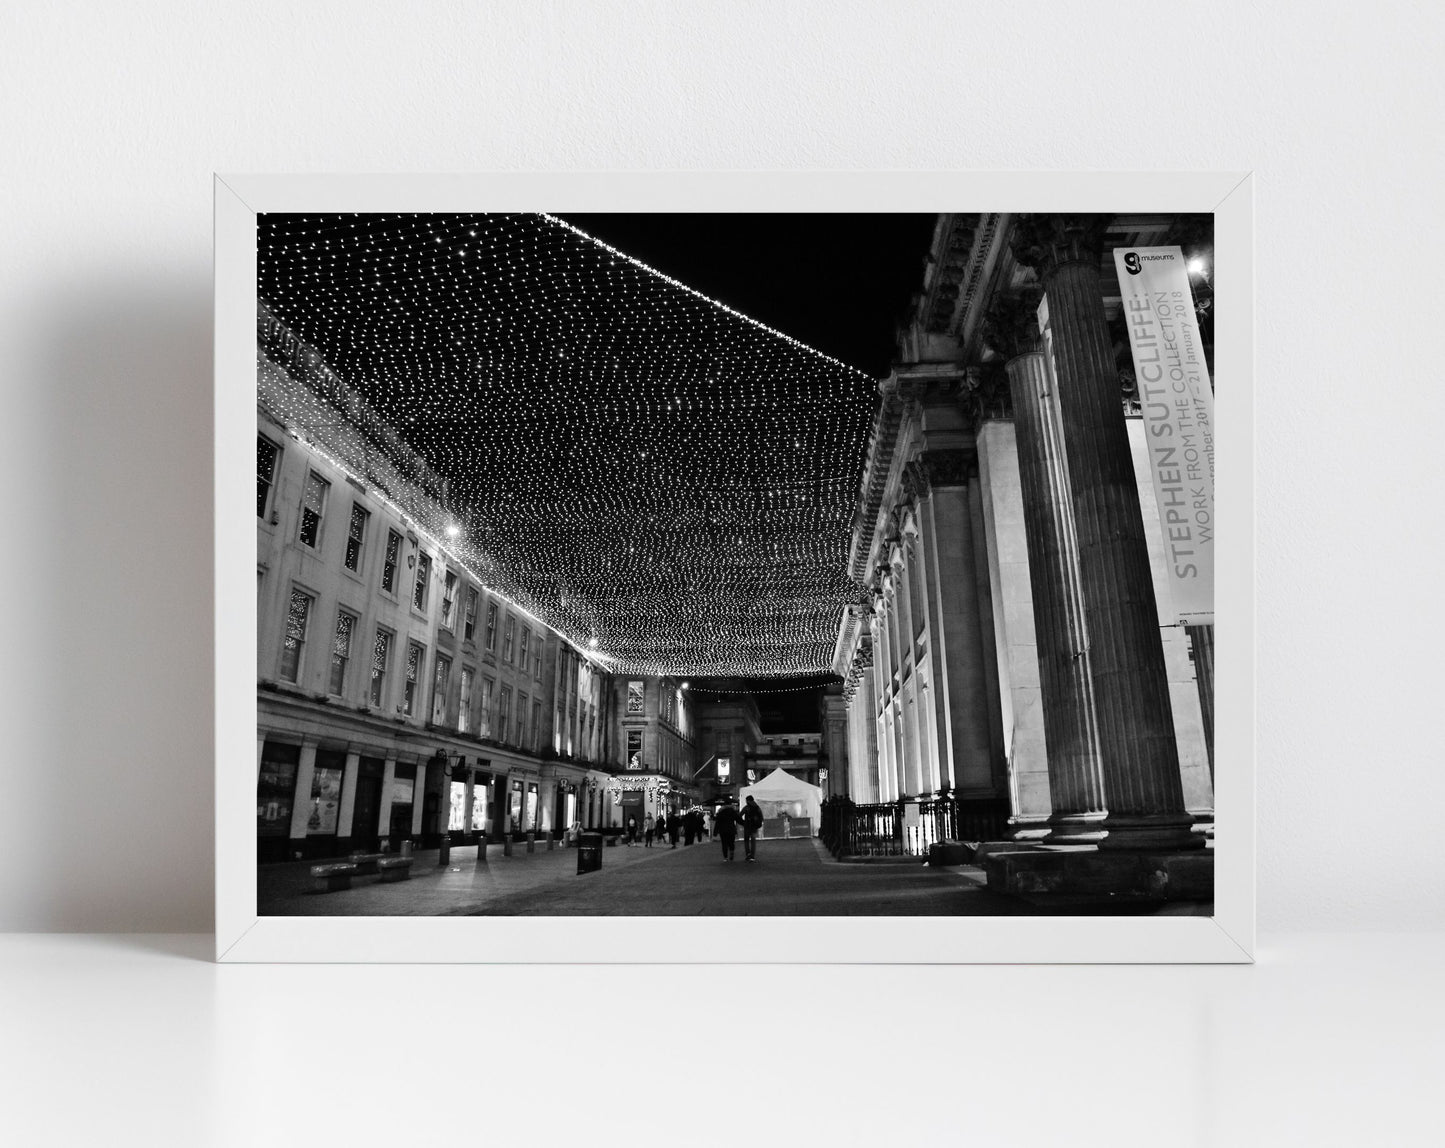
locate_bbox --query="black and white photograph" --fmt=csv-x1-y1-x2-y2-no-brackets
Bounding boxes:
253,208,1218,919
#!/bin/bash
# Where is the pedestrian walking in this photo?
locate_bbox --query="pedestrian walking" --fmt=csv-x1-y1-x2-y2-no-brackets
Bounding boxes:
683,810,695,846
669,814,681,848
644,815,655,848
714,799,741,862
627,815,638,847
741,795,763,862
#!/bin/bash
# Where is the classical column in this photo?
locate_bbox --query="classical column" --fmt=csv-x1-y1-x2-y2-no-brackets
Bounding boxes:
1189,625,1215,780
987,290,1106,842
1013,215,1197,850
908,449,997,803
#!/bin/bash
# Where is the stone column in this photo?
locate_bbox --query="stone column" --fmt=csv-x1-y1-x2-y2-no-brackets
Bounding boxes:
336,749,362,842
1189,625,1215,780
257,736,266,781
410,759,426,835
987,291,1106,842
377,757,397,841
910,451,997,801
1013,215,1197,850
288,741,318,843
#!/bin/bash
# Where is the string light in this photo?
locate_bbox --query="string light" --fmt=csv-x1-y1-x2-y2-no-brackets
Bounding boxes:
259,212,875,677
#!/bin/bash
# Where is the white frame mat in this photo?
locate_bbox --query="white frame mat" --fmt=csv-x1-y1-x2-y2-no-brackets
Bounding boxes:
216,172,1254,963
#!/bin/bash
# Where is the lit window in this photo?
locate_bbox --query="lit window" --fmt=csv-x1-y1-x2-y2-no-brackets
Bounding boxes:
370,629,392,707
403,642,424,716
431,655,451,725
485,602,498,651
463,587,479,641
413,552,431,611
531,701,542,751
279,589,312,682
381,530,401,594
298,471,328,548
344,505,369,572
459,667,474,733
329,610,355,696
257,437,279,518
518,627,530,671
533,640,543,680
518,693,529,746
441,570,457,629
502,615,515,662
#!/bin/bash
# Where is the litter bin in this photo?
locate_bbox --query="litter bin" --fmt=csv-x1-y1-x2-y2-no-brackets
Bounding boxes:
576,832,603,875
438,834,451,866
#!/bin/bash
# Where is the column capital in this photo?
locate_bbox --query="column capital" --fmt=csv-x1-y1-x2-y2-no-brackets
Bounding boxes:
1009,214,1113,283
904,447,976,497
983,286,1045,361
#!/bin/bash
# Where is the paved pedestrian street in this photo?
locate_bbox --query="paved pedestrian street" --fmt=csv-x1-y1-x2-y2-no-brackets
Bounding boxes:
259,837,1046,917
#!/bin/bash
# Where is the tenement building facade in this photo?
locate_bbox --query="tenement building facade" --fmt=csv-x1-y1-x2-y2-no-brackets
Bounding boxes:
256,303,627,862
832,214,1215,895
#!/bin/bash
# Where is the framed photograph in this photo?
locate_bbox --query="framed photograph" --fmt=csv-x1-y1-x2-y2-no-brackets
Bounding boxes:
217,172,1253,962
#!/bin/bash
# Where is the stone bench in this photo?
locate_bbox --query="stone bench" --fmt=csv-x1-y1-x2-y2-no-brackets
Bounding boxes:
346,852,387,876
377,857,412,883
310,862,359,892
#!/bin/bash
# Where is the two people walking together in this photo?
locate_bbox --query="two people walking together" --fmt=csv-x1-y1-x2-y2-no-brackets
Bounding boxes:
713,795,763,862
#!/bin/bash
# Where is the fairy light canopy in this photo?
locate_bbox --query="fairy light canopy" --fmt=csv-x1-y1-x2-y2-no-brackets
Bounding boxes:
259,212,886,677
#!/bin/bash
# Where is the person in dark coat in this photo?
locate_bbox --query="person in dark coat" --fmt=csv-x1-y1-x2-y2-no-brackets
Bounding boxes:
655,812,668,844
741,795,764,862
683,810,696,846
713,799,741,861
668,812,681,848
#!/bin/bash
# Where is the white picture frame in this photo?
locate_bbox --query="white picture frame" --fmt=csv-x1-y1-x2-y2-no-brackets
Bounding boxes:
216,171,1254,963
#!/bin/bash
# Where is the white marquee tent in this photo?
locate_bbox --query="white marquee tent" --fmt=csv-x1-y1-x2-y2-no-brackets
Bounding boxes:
737,767,823,837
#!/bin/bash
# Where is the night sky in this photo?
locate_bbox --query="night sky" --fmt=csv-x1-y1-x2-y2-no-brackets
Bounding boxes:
553,214,937,379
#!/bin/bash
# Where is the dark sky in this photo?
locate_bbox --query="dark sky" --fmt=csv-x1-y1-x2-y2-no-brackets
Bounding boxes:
553,214,937,379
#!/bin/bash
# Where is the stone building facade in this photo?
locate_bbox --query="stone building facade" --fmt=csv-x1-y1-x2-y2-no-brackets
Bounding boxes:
832,213,1215,886
256,304,619,862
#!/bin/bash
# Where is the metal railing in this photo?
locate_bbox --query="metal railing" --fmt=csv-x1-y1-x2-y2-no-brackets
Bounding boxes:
822,794,1011,859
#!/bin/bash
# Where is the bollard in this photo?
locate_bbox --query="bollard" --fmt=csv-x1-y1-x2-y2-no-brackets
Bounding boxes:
526,831,536,854
474,838,489,867
546,830,555,851
400,839,413,859
503,833,513,857
438,834,451,867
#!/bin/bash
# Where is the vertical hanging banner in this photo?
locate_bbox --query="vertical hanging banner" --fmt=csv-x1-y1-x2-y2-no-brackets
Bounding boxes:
1114,246,1215,625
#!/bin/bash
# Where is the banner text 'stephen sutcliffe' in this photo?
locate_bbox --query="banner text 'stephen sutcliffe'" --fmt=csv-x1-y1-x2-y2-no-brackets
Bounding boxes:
1114,246,1216,625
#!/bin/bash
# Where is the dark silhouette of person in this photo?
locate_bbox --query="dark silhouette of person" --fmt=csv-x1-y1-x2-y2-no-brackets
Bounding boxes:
741,795,764,862
683,810,696,846
668,813,681,848
714,800,741,862
644,815,655,848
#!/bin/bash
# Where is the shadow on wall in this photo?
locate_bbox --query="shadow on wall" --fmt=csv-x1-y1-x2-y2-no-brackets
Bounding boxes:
10,271,214,931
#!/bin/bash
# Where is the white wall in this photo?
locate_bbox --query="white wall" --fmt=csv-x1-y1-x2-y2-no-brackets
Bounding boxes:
2,1,1440,932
